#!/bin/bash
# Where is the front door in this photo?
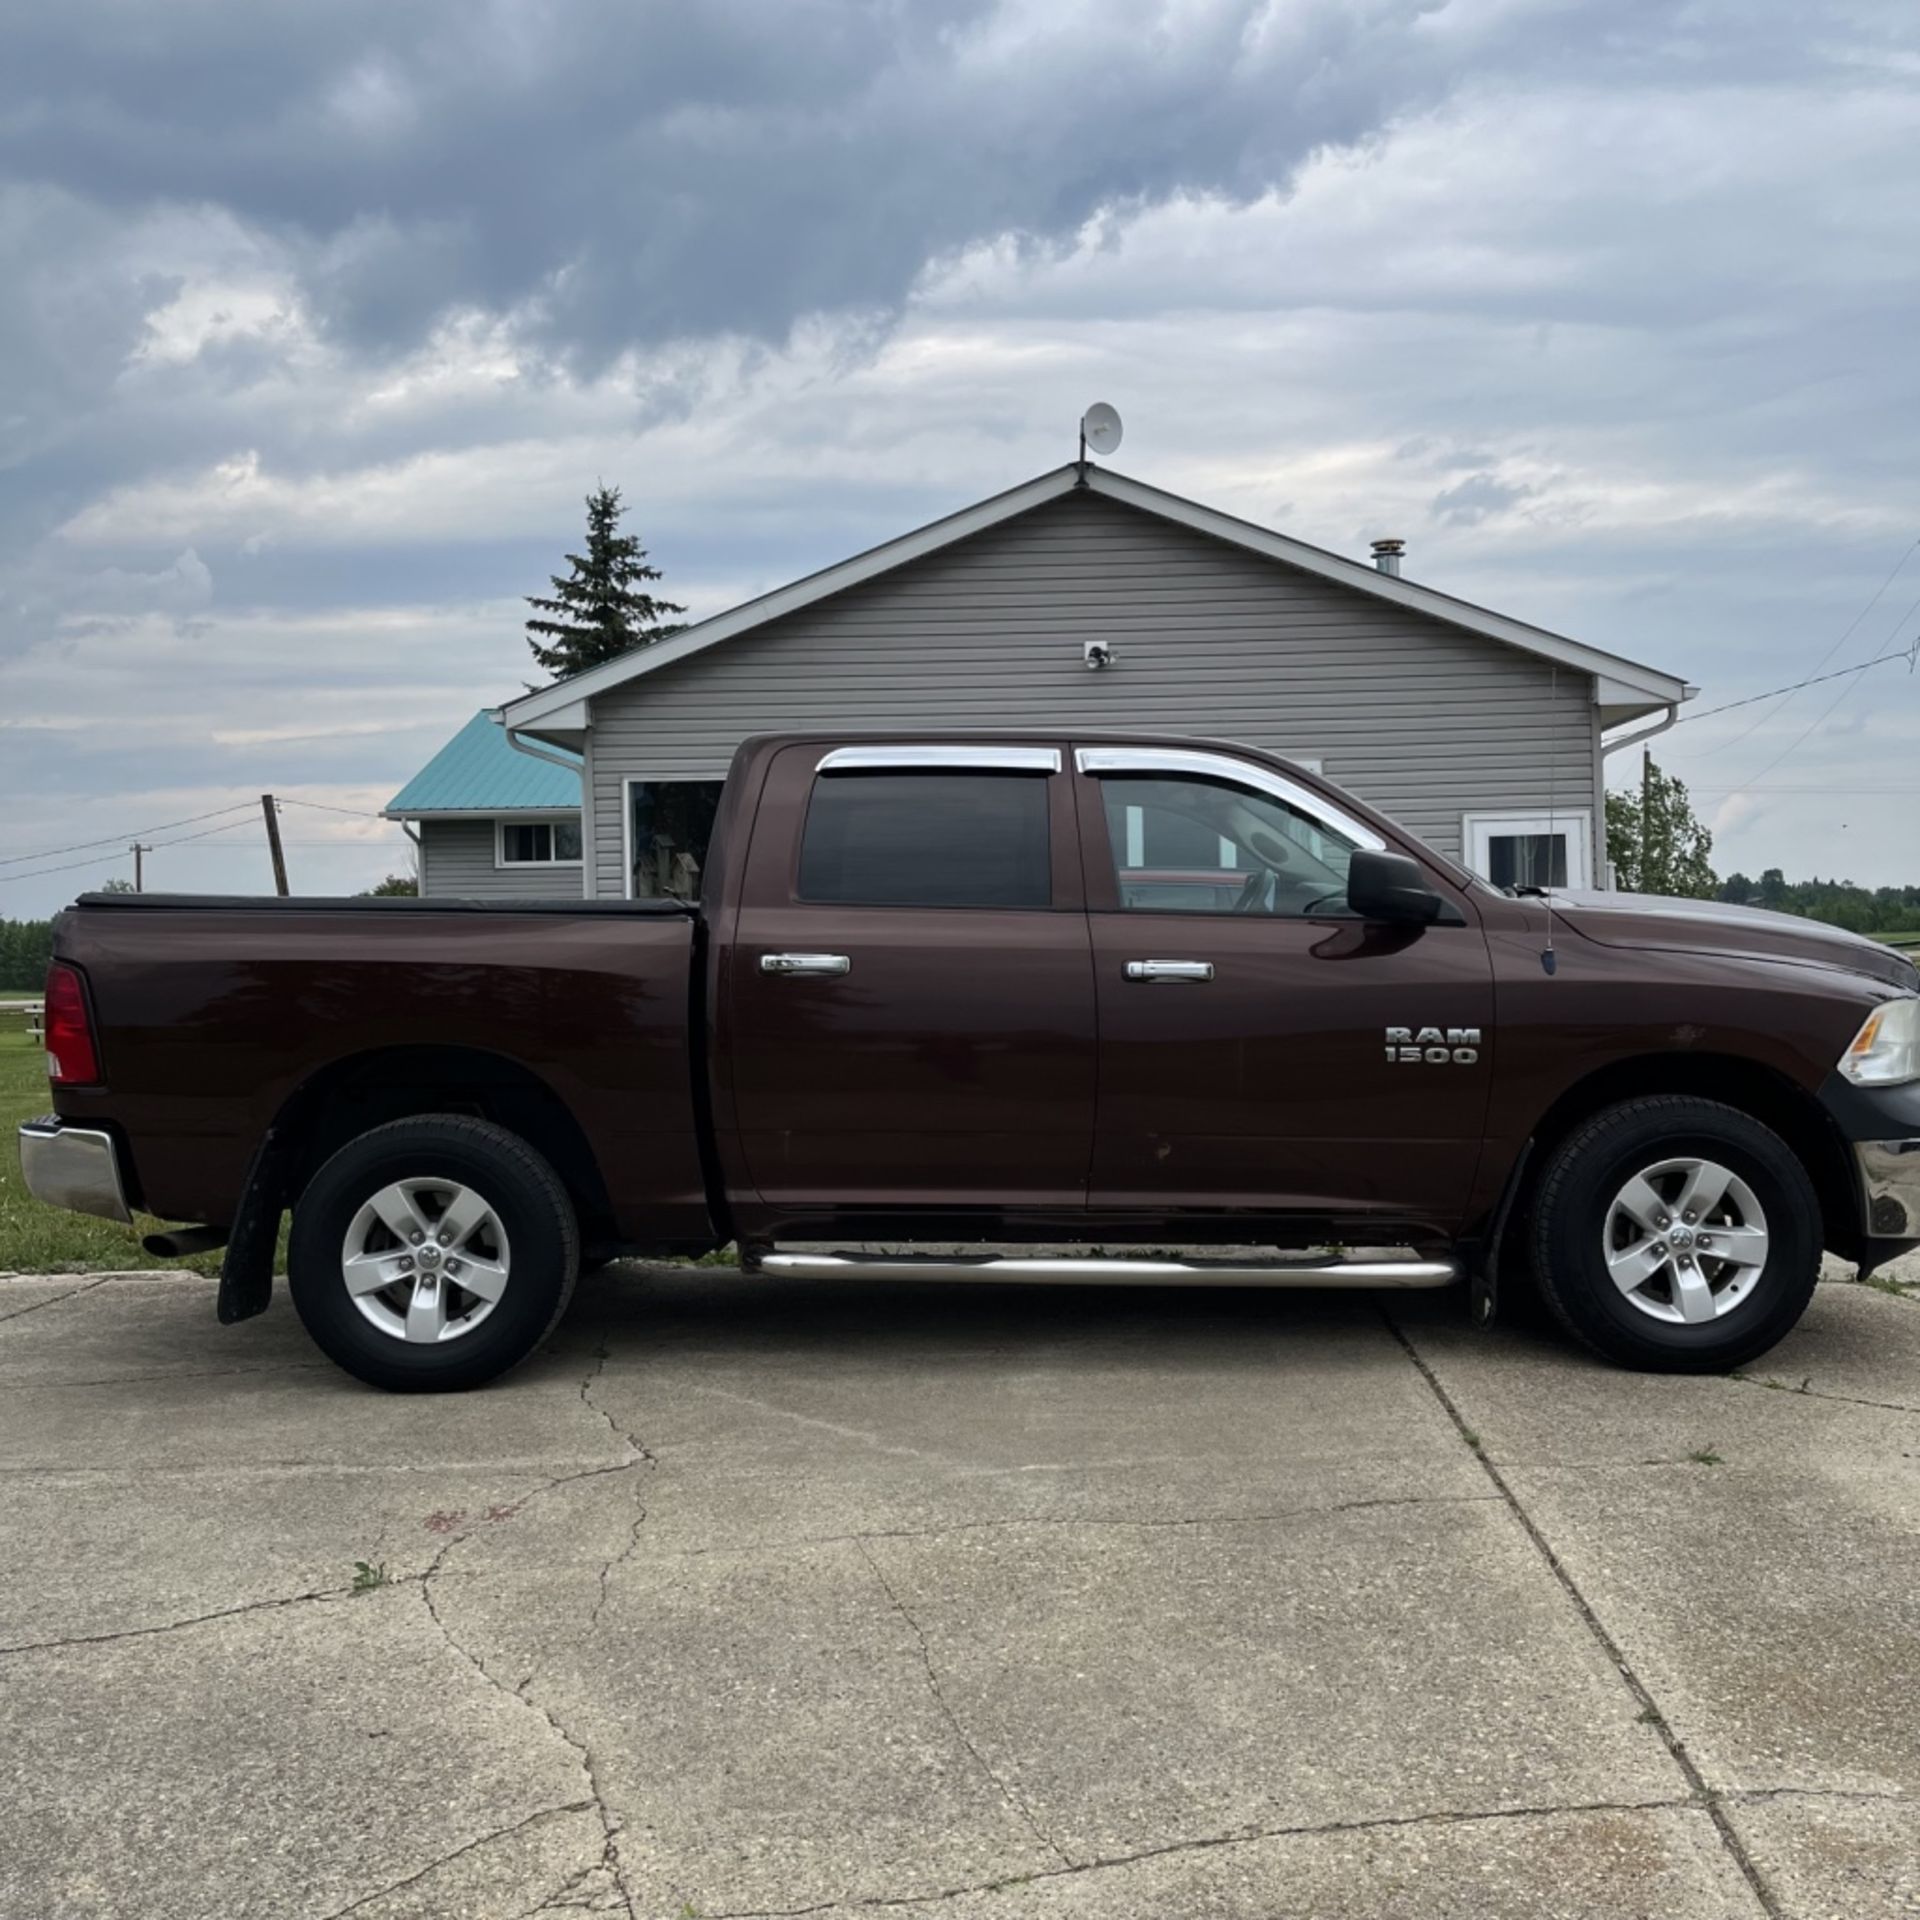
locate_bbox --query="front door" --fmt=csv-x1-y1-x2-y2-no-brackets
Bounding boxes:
1075,745,1495,1240
726,742,1096,1217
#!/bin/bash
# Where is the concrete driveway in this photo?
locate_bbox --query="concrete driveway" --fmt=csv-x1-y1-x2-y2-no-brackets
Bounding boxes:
1,1263,1916,1920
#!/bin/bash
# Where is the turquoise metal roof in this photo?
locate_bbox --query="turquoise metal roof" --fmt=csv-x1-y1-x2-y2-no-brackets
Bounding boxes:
385,712,582,816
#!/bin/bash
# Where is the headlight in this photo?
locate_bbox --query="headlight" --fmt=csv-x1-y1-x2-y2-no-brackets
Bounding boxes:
1838,996,1920,1087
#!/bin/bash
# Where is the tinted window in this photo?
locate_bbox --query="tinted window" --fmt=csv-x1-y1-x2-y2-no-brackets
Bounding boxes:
799,772,1051,908
501,820,581,863
1100,775,1359,916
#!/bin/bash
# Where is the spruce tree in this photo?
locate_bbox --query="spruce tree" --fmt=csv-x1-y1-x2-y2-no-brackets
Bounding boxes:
525,486,685,679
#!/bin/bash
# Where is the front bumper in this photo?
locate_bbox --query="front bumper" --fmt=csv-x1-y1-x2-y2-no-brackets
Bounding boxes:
1856,1139,1920,1238
17,1116,133,1225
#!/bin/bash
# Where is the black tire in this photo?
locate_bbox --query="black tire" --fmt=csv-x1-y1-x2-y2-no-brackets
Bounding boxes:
288,1115,579,1392
1529,1095,1822,1373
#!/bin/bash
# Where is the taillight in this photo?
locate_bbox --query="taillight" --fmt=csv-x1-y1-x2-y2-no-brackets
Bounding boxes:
45,963,102,1087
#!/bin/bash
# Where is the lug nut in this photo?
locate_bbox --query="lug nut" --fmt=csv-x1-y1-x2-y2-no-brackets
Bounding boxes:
398,1255,413,1271
410,1231,423,1245
1684,1210,1697,1225
1656,1214,1671,1229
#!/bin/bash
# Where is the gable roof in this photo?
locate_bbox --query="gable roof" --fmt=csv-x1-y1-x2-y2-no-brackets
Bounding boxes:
384,710,582,818
497,462,1695,736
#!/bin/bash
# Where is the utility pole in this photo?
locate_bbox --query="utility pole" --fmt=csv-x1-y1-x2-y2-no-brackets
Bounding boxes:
130,842,151,892
1641,746,1654,894
260,795,289,897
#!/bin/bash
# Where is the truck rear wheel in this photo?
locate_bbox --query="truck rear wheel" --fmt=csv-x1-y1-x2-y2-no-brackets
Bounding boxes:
1529,1095,1821,1372
288,1115,579,1391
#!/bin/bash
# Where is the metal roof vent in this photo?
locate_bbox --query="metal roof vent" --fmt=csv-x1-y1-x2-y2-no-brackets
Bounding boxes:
1370,538,1405,577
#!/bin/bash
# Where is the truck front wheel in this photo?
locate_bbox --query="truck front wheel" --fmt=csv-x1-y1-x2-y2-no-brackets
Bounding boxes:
1529,1095,1822,1372
288,1115,580,1391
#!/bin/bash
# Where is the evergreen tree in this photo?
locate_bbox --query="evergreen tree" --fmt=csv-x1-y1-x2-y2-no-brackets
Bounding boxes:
1605,754,1717,899
358,873,419,897
525,486,685,679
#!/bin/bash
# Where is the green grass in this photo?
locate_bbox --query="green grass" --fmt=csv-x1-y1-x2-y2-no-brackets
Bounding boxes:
0,1024,229,1276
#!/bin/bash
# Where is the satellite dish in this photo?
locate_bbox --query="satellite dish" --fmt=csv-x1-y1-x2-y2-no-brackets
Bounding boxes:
1080,402,1124,459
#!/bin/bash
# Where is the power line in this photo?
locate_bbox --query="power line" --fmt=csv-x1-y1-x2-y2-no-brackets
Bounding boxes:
1728,588,1920,793
0,801,257,868
277,796,391,820
1671,640,1920,726
1691,532,1920,758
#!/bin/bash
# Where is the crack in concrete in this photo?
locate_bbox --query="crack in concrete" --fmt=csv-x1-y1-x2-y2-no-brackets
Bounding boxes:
698,1793,1703,1917
419,1571,639,1920
1384,1312,1786,1920
1725,1785,1918,1807
854,1537,1075,1876
310,1798,598,1920
0,1276,111,1323
1726,1374,1920,1417
4,1361,333,1388
573,1347,656,1631
408,1353,657,1920
0,1580,358,1657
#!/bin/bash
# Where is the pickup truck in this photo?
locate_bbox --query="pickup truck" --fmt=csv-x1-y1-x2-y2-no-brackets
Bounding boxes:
20,730,1920,1391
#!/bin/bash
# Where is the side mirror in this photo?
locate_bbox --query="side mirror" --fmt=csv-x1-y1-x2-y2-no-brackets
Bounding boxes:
1347,849,1445,925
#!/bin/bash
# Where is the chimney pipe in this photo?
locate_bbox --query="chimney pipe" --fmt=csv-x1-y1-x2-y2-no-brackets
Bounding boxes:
1370,538,1405,577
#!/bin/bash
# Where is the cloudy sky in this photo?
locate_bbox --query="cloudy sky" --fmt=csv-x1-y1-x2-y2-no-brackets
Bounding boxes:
2,0,1917,916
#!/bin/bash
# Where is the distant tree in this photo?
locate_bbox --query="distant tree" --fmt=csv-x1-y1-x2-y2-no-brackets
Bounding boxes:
525,485,685,680
0,918,55,990
1605,755,1717,899
98,878,136,894
358,873,418,897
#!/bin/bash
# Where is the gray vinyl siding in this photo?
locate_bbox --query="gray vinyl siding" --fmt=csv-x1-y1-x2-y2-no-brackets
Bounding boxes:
417,818,585,899
584,491,1603,897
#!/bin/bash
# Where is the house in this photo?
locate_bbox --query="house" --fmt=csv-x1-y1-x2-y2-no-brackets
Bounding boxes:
401,462,1694,898
383,711,583,896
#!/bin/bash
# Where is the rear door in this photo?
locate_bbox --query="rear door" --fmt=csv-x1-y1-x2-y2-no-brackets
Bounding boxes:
726,742,1096,1213
1076,744,1494,1239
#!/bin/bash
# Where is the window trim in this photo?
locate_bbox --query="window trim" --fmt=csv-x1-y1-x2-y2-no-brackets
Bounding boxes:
492,813,583,870
1074,746,1385,853
817,743,1062,774
621,775,728,900
1461,809,1593,890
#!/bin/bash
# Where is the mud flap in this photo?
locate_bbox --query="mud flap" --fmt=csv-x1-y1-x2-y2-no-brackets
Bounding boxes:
216,1128,284,1325
1470,1139,1534,1331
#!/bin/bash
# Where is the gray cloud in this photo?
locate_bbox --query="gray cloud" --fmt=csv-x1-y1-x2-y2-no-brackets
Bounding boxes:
2,0,1919,914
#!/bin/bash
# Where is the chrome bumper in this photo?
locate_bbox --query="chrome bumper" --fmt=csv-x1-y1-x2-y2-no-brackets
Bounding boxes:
17,1117,133,1225
1856,1138,1920,1238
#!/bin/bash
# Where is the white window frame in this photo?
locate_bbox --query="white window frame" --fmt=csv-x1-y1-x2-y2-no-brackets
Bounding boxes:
493,814,583,870
1461,810,1592,891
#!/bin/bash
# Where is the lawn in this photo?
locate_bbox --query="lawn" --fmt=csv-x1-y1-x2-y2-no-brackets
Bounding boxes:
0,1023,227,1276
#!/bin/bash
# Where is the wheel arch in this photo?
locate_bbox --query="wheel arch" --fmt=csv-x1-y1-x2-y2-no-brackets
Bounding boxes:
266,1044,617,1245
1518,1052,1863,1262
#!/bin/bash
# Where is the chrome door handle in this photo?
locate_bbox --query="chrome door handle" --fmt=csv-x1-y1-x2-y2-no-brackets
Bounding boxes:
1124,959,1214,983
760,952,852,978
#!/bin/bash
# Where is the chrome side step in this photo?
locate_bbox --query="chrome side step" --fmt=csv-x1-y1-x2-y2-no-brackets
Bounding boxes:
746,1251,1459,1290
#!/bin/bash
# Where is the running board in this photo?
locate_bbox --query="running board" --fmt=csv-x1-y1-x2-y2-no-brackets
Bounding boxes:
745,1251,1459,1290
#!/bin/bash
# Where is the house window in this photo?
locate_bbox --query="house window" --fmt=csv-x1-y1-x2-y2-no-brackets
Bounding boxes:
1462,812,1592,891
798,770,1051,909
628,781,726,899
497,818,582,866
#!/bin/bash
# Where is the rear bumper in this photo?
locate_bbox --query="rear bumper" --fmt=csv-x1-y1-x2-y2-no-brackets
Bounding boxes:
17,1116,133,1225
1856,1139,1920,1239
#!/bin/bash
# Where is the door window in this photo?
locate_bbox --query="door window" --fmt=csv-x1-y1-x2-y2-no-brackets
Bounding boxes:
798,771,1051,908
1098,775,1362,916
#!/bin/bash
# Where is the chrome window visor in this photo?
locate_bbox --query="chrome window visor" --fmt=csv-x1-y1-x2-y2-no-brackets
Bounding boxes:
1073,746,1386,852
817,744,1062,773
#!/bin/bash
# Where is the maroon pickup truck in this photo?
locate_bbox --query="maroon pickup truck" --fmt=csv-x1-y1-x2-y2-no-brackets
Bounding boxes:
20,730,1920,1390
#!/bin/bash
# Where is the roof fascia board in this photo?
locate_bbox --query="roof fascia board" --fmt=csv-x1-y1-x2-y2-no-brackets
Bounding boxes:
497,466,1083,728
1086,470,1691,705
382,806,582,822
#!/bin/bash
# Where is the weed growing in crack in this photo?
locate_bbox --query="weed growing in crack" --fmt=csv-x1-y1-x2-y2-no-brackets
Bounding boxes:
1686,1448,1724,1467
1856,1271,1916,1300
352,1560,389,1593
1460,1429,1483,1453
